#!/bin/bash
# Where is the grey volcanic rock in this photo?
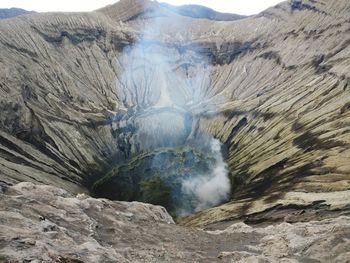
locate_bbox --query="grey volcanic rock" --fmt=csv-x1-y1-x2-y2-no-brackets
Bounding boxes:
0,182,349,262
0,8,34,20
0,0,349,228
0,12,128,193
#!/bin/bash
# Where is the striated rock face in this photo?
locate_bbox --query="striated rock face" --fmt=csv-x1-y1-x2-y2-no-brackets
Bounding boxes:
0,0,349,227
0,12,127,193
0,182,349,262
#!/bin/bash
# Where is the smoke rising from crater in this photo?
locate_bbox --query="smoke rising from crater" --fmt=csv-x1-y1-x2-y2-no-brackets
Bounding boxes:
112,5,231,215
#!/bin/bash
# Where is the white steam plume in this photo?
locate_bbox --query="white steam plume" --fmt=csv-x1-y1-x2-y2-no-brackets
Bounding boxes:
181,138,231,214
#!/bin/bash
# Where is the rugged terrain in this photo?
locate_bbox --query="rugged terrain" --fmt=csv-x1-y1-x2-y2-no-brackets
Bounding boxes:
0,0,350,261
1,182,349,262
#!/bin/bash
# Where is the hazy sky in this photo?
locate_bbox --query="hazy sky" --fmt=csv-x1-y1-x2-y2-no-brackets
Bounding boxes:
0,0,283,15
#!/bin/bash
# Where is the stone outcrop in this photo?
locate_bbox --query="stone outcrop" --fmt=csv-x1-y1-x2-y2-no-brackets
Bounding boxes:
0,0,349,227
1,182,349,262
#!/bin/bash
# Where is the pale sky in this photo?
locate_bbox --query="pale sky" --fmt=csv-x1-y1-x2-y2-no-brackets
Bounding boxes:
0,0,283,15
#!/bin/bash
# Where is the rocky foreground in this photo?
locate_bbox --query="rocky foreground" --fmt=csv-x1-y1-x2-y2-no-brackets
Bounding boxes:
0,182,349,262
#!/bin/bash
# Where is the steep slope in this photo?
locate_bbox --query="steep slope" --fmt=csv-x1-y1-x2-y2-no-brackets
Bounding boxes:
180,0,350,225
0,12,135,193
0,0,349,226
